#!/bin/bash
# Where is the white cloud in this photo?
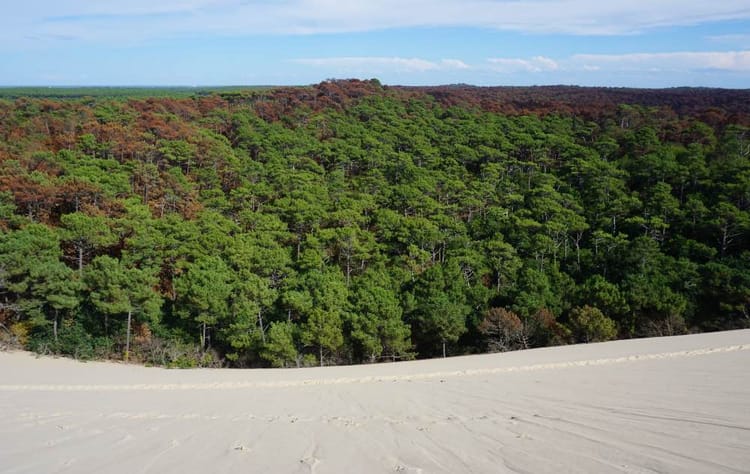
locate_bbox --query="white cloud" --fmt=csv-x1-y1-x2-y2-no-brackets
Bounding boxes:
294,51,750,77
440,59,470,70
707,34,750,42
4,1,750,46
294,56,469,73
480,51,750,79
488,56,559,73
706,34,750,48
570,51,750,72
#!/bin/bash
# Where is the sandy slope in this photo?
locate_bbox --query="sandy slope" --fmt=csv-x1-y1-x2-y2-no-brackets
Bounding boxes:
1,330,749,473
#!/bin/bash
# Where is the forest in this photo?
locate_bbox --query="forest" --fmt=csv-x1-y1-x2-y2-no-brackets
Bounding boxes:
0,79,748,367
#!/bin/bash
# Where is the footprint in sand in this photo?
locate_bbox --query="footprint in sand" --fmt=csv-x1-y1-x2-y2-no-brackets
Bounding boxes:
394,464,423,473
299,456,320,472
299,440,321,472
116,434,135,445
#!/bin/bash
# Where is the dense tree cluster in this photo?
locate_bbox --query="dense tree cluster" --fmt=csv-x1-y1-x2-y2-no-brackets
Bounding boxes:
0,80,748,367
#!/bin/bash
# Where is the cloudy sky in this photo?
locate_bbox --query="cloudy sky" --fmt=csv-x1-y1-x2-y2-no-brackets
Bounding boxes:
1,1,749,87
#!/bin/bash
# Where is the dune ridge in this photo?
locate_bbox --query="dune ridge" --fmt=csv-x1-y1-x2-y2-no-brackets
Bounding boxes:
1,343,747,392
1,330,749,473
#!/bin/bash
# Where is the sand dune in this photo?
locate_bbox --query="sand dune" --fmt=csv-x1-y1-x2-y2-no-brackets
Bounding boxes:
1,330,749,473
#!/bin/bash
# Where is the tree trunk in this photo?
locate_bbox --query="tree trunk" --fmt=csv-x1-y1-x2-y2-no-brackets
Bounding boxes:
77,246,84,274
53,309,59,342
201,322,207,351
125,310,132,362
442,340,446,358
319,345,324,367
345,254,351,286
520,331,529,350
258,309,266,343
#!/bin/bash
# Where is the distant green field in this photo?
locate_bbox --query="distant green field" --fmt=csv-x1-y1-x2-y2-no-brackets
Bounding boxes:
0,86,278,99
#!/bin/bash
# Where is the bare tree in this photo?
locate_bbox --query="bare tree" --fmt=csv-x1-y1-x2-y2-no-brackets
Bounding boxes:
478,308,523,352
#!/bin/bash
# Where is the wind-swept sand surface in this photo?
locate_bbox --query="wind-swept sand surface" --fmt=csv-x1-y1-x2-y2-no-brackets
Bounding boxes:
1,330,749,473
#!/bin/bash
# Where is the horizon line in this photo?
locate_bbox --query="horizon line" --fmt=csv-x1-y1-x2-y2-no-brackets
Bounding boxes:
0,83,748,91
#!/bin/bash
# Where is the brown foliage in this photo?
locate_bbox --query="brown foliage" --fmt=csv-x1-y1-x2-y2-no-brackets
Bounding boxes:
396,84,750,125
0,173,60,222
478,307,523,352
519,308,572,349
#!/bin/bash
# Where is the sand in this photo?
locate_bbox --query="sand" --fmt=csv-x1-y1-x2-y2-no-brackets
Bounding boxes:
1,330,749,473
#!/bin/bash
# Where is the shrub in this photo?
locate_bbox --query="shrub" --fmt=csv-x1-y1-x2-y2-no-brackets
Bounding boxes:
569,305,618,343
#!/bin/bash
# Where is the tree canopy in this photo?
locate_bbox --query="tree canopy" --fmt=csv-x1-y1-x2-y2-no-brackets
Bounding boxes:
0,80,748,366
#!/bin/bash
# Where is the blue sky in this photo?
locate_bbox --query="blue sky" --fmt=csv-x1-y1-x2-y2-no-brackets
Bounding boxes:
1,1,749,87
